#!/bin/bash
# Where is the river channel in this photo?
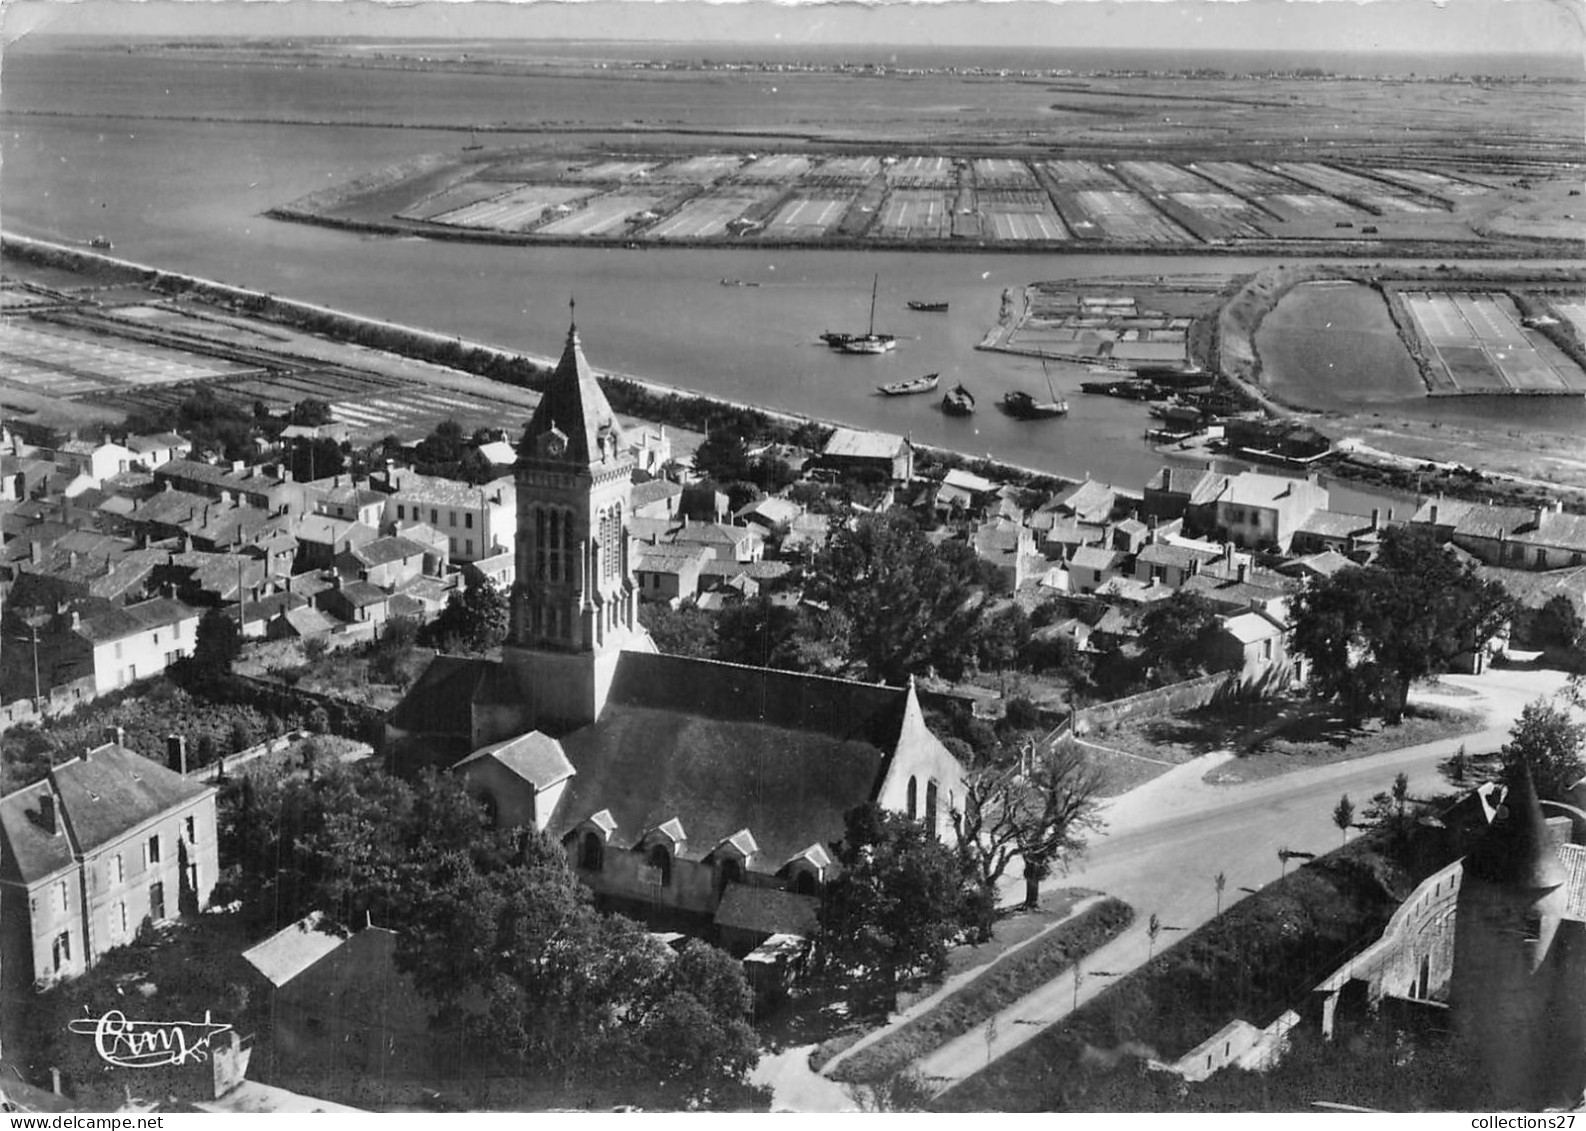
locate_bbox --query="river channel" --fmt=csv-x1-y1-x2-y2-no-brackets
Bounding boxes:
3,41,1581,503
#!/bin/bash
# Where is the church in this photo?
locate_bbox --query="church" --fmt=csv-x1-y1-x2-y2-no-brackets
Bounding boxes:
384,311,967,947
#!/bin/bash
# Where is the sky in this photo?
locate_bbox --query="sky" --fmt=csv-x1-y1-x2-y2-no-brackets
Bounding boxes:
4,0,1583,57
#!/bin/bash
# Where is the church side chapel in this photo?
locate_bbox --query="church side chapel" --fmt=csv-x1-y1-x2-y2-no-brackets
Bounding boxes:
384,307,967,950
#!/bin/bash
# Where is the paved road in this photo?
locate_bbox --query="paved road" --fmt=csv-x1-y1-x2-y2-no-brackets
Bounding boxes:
908,667,1575,1097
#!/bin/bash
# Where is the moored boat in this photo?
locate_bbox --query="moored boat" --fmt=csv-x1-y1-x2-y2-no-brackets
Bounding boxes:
878,373,940,396
1081,378,1157,400
1001,389,1069,419
941,383,976,416
907,300,949,313
827,274,895,355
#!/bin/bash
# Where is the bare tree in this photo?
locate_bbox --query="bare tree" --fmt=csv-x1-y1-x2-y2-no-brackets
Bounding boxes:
951,737,1106,916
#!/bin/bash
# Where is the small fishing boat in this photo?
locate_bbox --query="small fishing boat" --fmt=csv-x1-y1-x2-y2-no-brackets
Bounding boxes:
878,373,940,397
1002,362,1068,419
941,383,976,416
1002,390,1069,419
907,300,949,313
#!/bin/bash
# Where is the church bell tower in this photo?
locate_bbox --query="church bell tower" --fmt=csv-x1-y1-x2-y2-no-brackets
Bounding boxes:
504,302,647,730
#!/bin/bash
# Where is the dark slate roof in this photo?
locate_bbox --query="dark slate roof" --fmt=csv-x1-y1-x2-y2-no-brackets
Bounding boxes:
714,884,820,937
552,703,886,867
520,322,625,471
387,655,506,738
548,653,917,866
1464,766,1567,890
0,779,75,884
630,479,684,510
454,731,576,790
1,744,211,885
75,598,198,644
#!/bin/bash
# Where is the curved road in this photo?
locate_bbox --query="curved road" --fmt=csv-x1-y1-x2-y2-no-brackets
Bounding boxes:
909,666,1574,1098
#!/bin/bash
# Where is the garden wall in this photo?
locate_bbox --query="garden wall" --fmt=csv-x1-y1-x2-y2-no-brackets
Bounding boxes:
1072,671,1240,735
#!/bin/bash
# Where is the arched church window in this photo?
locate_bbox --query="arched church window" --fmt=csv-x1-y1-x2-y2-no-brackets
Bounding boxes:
648,845,673,888
579,832,604,872
925,781,939,834
907,777,918,821
535,508,549,580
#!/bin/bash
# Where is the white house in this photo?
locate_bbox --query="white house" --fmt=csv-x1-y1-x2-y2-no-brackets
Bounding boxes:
71,598,202,695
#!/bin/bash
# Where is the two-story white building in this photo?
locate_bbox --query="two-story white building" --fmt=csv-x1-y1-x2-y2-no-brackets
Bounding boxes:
0,735,218,994
71,597,201,695
377,470,515,565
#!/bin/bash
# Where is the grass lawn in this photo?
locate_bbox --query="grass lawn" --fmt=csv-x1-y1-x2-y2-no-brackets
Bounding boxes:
1091,692,1486,788
827,896,1134,1085
805,887,1098,1072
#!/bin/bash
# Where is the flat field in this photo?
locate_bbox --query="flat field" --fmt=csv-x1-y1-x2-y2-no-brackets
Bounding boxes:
643,190,770,240
537,191,667,236
1402,290,1586,393
763,194,850,237
0,320,257,399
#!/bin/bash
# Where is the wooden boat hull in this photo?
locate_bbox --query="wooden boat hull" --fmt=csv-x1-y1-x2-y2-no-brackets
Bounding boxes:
878,373,941,396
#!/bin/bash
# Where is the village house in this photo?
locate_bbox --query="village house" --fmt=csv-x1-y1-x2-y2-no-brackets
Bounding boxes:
294,513,379,572
0,734,218,995
242,913,431,1079
311,481,388,529
70,597,202,695
375,469,515,566
383,317,967,948
1211,610,1292,681
123,432,192,470
1413,499,1586,571
817,427,914,483
334,535,434,590
1046,478,1119,524
1189,470,1330,553
667,519,766,563
153,459,304,515
1290,508,1391,558
635,545,713,605
629,478,684,521
43,439,136,486
934,468,1001,518
972,520,1036,591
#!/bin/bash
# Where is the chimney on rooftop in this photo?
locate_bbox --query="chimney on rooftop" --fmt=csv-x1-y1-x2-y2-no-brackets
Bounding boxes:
1429,504,1440,526
1534,505,1546,528
1163,468,1172,493
167,734,188,776
70,610,81,630
1224,543,1235,565
1237,563,1250,584
30,540,42,565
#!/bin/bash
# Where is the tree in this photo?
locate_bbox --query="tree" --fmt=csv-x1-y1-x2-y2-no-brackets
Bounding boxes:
638,602,717,659
691,428,753,485
1290,525,1513,723
819,803,976,1005
1137,591,1223,684
952,736,1105,925
430,567,509,654
808,511,987,683
288,398,334,426
192,607,242,674
1502,695,1586,801
1360,772,1417,851
1332,794,1355,847
285,435,345,482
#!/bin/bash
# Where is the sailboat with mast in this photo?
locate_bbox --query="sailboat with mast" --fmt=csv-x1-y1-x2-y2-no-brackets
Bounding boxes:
1001,360,1069,419
832,275,897,354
